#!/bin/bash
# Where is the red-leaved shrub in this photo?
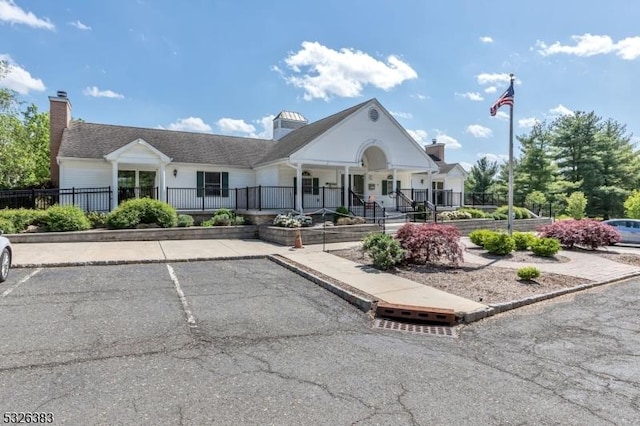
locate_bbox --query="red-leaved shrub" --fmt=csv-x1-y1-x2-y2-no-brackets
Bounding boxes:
395,223,464,265
538,219,620,249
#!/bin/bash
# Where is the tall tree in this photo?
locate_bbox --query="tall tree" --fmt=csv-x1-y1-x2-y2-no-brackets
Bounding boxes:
467,156,499,193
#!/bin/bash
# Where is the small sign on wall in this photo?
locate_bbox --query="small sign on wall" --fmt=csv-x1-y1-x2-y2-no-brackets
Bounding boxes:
368,183,376,190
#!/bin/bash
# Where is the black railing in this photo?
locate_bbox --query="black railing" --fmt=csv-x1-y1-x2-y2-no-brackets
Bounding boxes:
0,187,112,212
465,192,507,206
167,187,238,210
394,190,413,212
119,186,158,204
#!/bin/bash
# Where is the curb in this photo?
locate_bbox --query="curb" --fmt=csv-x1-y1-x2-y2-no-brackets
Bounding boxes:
268,254,374,313
12,255,267,269
464,271,640,323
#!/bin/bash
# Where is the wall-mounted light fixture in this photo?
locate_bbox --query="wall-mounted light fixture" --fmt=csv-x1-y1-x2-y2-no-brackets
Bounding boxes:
420,179,424,184
173,169,178,178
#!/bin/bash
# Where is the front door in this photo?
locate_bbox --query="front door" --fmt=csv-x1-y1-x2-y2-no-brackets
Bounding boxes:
352,174,364,198
118,170,157,203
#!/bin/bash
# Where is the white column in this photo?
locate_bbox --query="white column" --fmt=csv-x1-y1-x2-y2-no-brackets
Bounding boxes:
159,164,167,202
392,168,398,209
428,172,433,205
111,161,118,211
460,177,465,207
343,165,350,207
296,165,302,213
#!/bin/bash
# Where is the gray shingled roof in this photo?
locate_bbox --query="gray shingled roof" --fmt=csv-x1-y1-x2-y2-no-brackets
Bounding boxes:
435,161,460,174
59,122,277,167
59,99,377,168
256,99,372,165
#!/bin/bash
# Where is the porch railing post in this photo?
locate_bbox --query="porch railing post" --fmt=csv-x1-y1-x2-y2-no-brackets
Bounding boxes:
235,188,238,210
322,187,325,209
258,185,262,211
202,188,205,211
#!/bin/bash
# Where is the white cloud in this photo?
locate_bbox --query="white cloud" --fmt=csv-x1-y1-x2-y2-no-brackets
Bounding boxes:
216,118,255,134
166,117,212,133
216,115,275,139
0,54,45,94
411,93,428,100
518,117,540,128
390,111,413,119
434,131,461,149
0,0,54,30
407,129,428,144
536,33,640,60
549,104,574,116
478,152,508,162
484,86,497,94
476,72,512,86
466,124,493,138
82,86,124,99
456,91,484,101
70,20,91,30
280,41,417,101
480,36,493,43
491,111,510,121
459,161,473,172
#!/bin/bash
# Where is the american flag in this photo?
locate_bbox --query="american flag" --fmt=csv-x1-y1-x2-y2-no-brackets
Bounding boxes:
490,82,514,116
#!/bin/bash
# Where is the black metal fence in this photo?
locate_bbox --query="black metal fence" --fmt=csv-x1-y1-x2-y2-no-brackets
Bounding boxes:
0,187,112,212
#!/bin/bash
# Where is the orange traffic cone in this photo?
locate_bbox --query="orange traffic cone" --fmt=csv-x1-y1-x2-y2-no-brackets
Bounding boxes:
294,228,303,249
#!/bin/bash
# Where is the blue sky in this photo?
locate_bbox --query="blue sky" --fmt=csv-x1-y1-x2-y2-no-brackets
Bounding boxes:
2,0,639,170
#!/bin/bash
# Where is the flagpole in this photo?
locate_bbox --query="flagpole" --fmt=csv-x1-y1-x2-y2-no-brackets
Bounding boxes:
507,73,515,236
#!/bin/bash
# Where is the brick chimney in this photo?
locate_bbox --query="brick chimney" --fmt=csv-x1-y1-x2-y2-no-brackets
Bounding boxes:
49,91,71,186
424,138,445,162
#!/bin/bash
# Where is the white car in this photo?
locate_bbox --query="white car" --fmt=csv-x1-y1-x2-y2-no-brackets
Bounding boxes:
0,230,11,282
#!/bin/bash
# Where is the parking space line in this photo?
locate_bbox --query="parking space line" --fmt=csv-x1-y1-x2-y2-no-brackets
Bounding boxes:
166,264,197,328
2,268,43,298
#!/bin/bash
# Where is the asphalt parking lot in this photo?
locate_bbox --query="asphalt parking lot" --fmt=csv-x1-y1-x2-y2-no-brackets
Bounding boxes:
1,259,639,425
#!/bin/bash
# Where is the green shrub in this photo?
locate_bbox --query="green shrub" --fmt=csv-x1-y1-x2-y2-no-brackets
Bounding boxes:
86,211,108,229
517,266,541,281
212,214,231,226
234,216,245,225
107,198,178,229
334,206,350,223
484,232,515,255
415,203,427,221
469,229,498,248
0,208,46,232
530,237,561,257
214,208,233,217
492,212,508,220
0,218,16,234
362,232,404,270
200,218,214,227
177,214,194,227
494,206,532,219
41,205,91,232
512,232,537,251
457,207,487,218
565,191,587,220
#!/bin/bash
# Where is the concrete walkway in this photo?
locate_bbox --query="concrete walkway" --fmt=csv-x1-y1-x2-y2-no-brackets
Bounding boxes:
9,237,640,321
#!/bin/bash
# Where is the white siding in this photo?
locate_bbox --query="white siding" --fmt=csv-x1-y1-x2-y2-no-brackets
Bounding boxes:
290,103,436,171
59,159,111,211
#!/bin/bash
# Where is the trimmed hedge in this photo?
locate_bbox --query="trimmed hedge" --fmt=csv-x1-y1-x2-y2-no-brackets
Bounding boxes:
107,198,178,229
40,205,91,232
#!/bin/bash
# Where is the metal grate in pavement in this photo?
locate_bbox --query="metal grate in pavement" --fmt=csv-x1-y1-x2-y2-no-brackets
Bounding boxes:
374,319,458,338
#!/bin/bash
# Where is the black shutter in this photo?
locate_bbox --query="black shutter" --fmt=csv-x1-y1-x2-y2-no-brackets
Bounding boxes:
382,180,388,195
221,172,229,197
197,171,204,197
312,178,319,195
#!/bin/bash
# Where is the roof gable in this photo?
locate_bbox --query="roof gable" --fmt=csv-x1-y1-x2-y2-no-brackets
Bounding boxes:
104,138,171,163
256,99,370,165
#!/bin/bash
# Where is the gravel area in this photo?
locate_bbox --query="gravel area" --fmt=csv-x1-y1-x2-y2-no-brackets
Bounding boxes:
329,247,593,305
